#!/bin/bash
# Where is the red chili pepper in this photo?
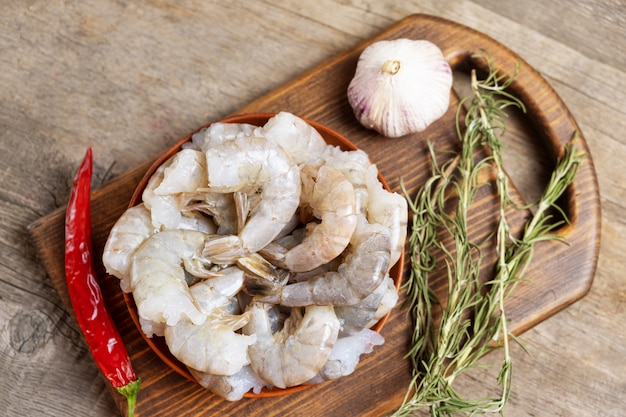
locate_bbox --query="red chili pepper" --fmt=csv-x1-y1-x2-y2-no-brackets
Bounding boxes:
65,148,140,416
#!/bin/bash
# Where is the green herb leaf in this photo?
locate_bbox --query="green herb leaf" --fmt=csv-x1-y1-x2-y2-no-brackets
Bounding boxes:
394,53,583,416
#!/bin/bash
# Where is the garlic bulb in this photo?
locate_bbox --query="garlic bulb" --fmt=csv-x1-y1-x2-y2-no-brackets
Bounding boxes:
347,38,453,138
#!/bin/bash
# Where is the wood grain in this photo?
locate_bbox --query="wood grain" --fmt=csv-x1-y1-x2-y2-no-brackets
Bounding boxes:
27,14,600,417
4,1,624,416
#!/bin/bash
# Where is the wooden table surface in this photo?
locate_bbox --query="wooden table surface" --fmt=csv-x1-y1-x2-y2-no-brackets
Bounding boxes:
1,1,624,416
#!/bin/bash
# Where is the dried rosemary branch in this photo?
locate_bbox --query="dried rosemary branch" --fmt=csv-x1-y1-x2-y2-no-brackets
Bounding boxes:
394,56,584,416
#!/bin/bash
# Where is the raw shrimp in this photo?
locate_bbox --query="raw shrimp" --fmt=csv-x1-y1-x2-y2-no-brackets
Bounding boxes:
322,145,372,215
365,165,408,267
190,365,269,401
142,149,208,230
307,328,384,384
334,275,396,336
268,164,358,273
324,145,407,268
164,311,255,376
367,275,399,328
102,203,155,292
259,218,392,307
154,148,208,194
164,268,255,376
189,266,246,314
130,229,215,327
186,121,256,152
140,266,243,338
253,111,328,165
202,136,301,263
243,300,340,389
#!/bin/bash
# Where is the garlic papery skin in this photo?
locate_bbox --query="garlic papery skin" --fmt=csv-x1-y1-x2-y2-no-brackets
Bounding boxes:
347,38,453,138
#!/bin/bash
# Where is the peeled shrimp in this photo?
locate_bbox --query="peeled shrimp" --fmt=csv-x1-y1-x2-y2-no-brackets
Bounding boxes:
324,145,407,268
367,275,399,328
307,328,384,384
259,218,392,307
186,121,256,152
154,148,208,194
161,267,256,376
334,275,396,336
102,203,155,292
254,111,328,166
267,163,358,273
365,165,408,267
243,300,340,389
190,365,268,401
130,229,214,327
322,145,372,215
188,266,246,313
202,136,301,263
165,312,255,376
142,149,208,230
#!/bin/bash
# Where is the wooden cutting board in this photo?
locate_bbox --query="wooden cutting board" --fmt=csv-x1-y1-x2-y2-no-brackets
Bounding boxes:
27,14,600,417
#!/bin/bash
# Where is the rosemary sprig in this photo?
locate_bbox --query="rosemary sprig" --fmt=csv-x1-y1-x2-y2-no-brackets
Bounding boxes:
394,56,584,416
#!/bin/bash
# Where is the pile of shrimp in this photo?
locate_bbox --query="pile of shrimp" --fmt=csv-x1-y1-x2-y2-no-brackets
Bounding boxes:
102,112,407,401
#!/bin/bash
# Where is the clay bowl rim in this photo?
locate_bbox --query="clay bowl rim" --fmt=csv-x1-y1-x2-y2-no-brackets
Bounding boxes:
123,112,405,398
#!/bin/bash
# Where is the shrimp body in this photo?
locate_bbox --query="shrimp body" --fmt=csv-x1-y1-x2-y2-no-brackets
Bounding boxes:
162,267,257,376
260,219,392,307
102,203,155,292
365,166,408,267
154,148,208,195
142,149,208,230
189,266,246,313
243,301,340,389
254,111,328,166
190,365,268,401
334,275,395,336
322,145,372,215
278,164,357,272
202,136,301,263
307,328,384,384
130,229,212,326
368,275,399,328
187,121,256,152
165,312,256,376
325,146,407,268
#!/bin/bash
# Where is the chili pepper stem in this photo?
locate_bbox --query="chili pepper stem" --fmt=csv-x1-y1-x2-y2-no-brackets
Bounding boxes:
117,379,141,417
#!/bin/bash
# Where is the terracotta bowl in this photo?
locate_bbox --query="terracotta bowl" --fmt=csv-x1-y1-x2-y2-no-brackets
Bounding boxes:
124,113,404,397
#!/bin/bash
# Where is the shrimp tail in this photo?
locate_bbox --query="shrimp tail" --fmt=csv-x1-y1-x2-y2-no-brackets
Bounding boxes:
236,253,289,296
202,234,246,264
